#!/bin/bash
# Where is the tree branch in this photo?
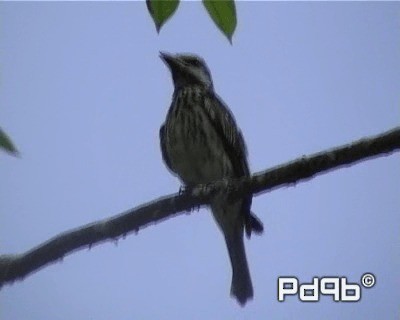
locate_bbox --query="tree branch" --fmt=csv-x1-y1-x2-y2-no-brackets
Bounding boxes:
1,126,399,288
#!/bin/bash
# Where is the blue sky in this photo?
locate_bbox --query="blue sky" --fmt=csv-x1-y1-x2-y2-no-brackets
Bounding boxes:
1,2,399,319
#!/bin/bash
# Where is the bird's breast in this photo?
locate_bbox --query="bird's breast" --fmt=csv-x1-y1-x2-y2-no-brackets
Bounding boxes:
165,89,233,185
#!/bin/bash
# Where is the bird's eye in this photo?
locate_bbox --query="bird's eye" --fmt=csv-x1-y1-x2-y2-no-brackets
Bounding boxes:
185,58,201,67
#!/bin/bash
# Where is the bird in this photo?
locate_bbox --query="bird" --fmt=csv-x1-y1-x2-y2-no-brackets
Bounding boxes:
159,52,263,306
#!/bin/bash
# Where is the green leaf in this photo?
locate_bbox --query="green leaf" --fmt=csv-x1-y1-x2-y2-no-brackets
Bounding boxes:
0,127,19,156
147,0,180,33
203,0,237,43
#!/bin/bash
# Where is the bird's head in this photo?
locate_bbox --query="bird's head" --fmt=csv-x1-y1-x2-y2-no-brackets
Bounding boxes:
160,52,213,89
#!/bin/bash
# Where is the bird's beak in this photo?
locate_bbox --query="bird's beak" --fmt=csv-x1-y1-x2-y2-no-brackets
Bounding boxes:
159,52,184,71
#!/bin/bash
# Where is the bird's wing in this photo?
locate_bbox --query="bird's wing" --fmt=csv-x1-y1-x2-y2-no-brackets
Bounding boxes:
159,123,176,174
203,92,250,177
204,92,265,237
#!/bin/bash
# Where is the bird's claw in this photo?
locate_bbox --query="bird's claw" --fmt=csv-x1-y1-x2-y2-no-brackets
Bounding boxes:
178,185,201,212
179,185,190,195
179,185,199,196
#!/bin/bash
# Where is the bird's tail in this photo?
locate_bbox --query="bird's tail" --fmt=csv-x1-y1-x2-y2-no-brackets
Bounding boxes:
211,201,260,305
225,231,253,306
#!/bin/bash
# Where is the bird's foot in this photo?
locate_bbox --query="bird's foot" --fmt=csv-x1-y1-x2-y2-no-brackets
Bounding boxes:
179,185,202,212
179,185,193,195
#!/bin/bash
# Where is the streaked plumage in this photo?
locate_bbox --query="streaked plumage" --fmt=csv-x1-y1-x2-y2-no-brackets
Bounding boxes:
159,52,263,305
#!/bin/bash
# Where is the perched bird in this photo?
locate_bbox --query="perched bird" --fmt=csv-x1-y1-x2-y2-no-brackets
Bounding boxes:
159,52,263,306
